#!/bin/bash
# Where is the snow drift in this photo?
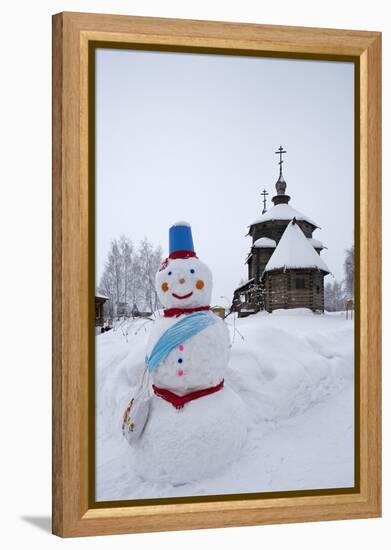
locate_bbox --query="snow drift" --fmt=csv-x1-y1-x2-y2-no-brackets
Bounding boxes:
96,309,354,500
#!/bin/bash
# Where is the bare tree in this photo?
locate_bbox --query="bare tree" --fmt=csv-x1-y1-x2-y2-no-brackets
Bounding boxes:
98,236,163,317
119,235,134,305
343,244,354,299
136,238,163,311
98,239,122,315
325,280,345,312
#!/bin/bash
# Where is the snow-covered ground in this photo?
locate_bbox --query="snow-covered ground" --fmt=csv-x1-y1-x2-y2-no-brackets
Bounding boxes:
96,309,354,501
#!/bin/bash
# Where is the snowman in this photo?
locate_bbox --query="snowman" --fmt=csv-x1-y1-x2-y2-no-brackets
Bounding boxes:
126,222,247,485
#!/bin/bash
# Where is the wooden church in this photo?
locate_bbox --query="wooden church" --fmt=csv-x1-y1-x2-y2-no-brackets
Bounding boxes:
232,147,330,315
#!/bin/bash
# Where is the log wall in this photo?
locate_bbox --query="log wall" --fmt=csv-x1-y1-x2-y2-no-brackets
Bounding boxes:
264,269,325,312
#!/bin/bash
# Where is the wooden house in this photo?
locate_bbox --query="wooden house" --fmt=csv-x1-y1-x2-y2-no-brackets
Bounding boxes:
114,301,131,318
233,148,330,314
95,292,109,326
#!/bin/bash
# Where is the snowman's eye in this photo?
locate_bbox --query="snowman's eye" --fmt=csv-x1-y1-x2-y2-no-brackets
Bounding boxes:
190,269,195,274
168,271,172,276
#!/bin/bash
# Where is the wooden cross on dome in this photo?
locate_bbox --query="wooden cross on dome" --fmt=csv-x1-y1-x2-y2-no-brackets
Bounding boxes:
261,189,269,214
275,145,287,176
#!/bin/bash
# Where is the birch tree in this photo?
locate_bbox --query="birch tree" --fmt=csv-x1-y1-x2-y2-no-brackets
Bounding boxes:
324,280,345,312
343,244,355,299
98,236,163,316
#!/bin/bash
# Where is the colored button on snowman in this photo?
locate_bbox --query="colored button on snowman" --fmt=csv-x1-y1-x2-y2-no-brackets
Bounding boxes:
177,344,184,377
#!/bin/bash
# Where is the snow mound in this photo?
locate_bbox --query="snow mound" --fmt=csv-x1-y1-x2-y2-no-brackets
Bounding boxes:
96,310,354,500
271,307,314,316
226,313,353,424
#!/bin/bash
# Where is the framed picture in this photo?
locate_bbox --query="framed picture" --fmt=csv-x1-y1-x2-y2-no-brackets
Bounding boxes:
52,12,381,537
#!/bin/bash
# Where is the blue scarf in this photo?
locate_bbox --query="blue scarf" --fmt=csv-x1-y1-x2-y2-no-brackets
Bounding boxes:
145,311,217,372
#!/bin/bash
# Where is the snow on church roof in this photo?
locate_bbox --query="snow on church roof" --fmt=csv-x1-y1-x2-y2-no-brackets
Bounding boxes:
235,278,254,291
307,237,326,250
250,203,318,228
253,237,276,248
264,220,330,274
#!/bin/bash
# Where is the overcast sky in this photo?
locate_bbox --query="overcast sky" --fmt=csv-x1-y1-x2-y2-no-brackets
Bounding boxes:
96,49,354,305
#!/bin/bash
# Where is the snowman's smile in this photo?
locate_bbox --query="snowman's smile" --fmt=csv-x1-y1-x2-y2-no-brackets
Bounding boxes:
172,291,193,300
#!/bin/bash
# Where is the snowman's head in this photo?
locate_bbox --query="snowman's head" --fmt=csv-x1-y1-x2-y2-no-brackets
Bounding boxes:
156,256,212,309
156,221,212,310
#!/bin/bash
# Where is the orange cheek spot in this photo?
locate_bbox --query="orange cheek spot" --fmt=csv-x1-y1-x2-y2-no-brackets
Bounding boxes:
196,279,205,290
161,282,169,292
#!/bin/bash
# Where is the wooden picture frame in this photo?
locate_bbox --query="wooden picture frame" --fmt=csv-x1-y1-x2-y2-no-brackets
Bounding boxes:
52,11,381,537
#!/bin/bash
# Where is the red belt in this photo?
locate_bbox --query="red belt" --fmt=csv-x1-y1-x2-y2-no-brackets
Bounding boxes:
152,379,224,410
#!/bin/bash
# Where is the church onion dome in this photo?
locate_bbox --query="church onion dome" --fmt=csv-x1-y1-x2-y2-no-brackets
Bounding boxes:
253,237,276,249
264,219,330,274
307,237,326,250
249,203,319,229
275,173,287,195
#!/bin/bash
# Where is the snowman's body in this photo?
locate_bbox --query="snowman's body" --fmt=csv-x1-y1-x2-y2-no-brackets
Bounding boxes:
131,223,247,484
147,314,229,392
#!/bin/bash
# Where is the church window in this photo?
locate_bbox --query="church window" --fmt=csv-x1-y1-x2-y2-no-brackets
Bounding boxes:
296,278,305,289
